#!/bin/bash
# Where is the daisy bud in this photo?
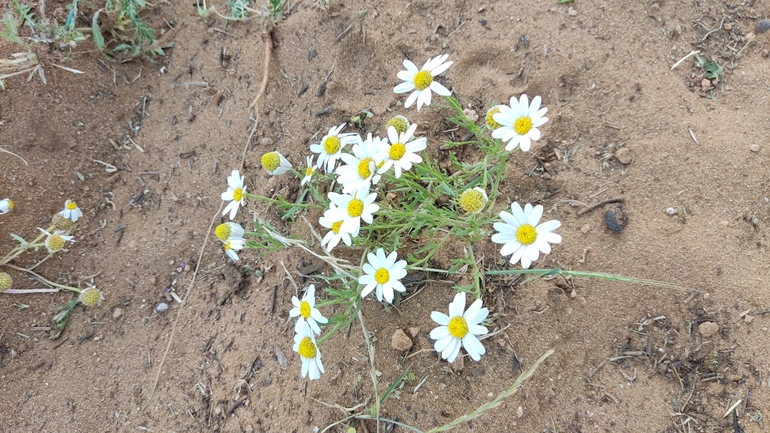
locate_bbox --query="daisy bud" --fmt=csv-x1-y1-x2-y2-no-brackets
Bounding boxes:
0,272,12,292
52,213,74,232
485,106,502,130
0,198,13,214
459,187,488,214
386,115,410,136
79,287,104,307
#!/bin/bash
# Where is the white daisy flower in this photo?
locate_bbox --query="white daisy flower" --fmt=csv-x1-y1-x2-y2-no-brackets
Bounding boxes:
293,324,324,380
221,170,247,220
335,133,385,194
309,124,360,173
326,185,379,237
429,292,489,363
290,285,328,335
358,248,408,303
38,227,75,254
379,124,426,178
394,54,453,111
223,237,245,262
492,95,549,152
458,187,488,214
215,222,245,243
319,203,356,252
0,198,13,214
59,199,83,222
261,151,292,175
301,155,316,186
491,202,562,269
385,115,410,136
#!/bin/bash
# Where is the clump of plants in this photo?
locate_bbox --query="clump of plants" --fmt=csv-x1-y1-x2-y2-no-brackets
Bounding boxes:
1,199,104,338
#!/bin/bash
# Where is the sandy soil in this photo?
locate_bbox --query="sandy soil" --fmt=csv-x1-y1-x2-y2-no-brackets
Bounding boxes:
2,0,770,432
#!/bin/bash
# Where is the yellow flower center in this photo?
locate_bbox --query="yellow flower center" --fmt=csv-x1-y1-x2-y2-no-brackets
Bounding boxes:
448,316,469,339
67,201,77,210
331,221,343,234
79,287,102,307
513,117,533,135
357,158,373,179
323,136,341,154
305,166,314,176
459,189,486,214
298,337,317,359
224,241,232,251
413,70,433,91
386,116,409,135
486,107,502,130
215,223,231,242
389,143,407,161
233,188,243,203
347,199,364,217
299,300,311,319
46,234,65,252
261,152,280,172
7,200,13,210
516,224,537,245
374,268,390,284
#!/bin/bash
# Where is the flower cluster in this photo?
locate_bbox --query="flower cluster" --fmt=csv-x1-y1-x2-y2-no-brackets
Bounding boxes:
214,53,565,380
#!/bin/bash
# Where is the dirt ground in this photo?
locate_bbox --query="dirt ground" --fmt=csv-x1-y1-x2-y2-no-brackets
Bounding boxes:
2,0,770,431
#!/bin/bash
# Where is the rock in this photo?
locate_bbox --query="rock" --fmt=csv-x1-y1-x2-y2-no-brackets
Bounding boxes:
540,172,552,180
604,203,628,233
762,49,770,58
568,6,578,16
450,353,464,372
113,307,124,319
755,18,770,34
614,147,632,164
463,108,478,123
744,315,754,324
155,302,169,313
723,23,732,31
260,138,274,146
698,321,719,338
701,78,712,93
750,144,760,152
408,327,421,338
391,329,413,352
580,224,591,234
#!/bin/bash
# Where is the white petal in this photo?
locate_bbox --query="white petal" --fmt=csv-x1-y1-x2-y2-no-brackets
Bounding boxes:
404,90,419,108
528,205,544,226
397,70,415,82
431,311,450,325
444,339,462,363
462,334,486,361
519,135,532,152
434,335,454,354
403,59,418,73
537,220,561,233
394,81,416,94
429,81,451,96
430,60,452,76
430,326,450,340
448,292,466,317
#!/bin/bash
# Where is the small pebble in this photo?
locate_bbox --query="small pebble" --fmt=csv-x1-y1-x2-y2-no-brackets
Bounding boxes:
260,138,274,146
762,49,770,58
155,302,169,313
568,6,578,16
666,207,677,215
463,108,478,122
755,18,770,34
391,329,413,352
750,144,760,152
614,147,632,164
744,315,754,324
450,354,464,372
113,308,124,319
698,321,719,338
701,78,712,93
580,223,591,234
409,327,421,338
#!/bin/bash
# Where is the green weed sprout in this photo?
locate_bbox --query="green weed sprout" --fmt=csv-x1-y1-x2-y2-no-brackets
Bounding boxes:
1,200,104,338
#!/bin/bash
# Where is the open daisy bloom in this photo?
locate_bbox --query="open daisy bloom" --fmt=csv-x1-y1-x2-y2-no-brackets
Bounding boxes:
0,198,13,215
59,199,83,222
430,292,488,363
319,203,355,252
335,133,385,194
359,248,407,303
394,54,453,110
492,95,548,152
290,285,328,335
261,151,292,175
38,227,74,254
221,170,246,220
491,202,562,269
223,238,245,262
215,222,245,243
301,155,316,186
293,324,324,380
309,124,360,173
326,185,379,236
378,124,426,178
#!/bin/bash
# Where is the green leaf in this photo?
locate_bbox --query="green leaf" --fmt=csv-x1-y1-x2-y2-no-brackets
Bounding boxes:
92,9,105,50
